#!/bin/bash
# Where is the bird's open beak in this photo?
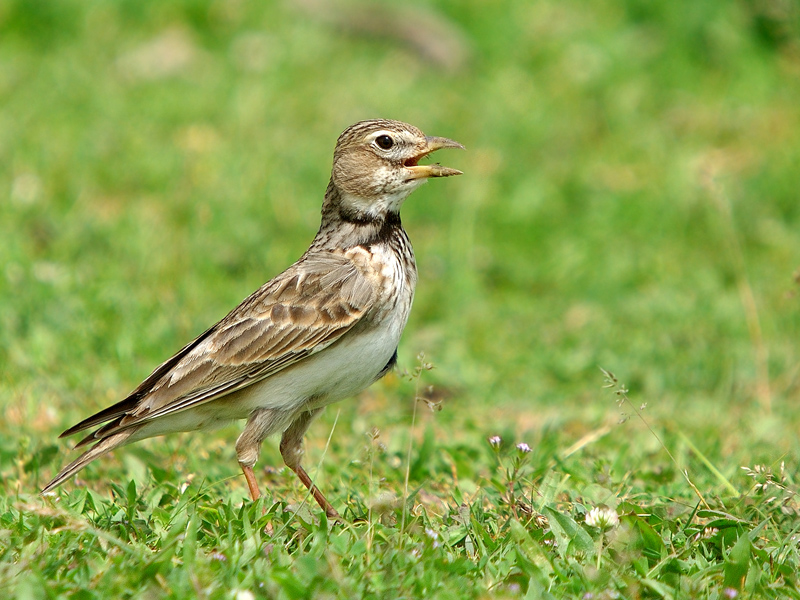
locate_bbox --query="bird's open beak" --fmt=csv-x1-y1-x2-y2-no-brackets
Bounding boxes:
404,136,464,180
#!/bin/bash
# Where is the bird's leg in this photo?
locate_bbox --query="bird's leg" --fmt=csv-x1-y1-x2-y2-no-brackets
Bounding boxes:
241,464,261,501
236,408,283,502
280,409,340,520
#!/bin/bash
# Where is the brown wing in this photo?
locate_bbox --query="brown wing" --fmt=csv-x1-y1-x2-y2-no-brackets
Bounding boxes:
62,251,376,444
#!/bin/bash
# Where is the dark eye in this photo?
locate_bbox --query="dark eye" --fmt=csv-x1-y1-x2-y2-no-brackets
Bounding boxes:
375,134,394,150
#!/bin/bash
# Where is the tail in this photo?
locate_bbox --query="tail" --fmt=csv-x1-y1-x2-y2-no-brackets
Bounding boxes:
41,430,137,495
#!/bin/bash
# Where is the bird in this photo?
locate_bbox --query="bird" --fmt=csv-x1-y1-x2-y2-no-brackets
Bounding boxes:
42,119,463,518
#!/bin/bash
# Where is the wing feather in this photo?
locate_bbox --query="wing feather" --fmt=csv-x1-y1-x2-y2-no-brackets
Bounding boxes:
65,251,377,443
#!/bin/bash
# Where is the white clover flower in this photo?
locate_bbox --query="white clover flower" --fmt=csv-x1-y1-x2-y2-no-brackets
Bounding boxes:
585,506,619,529
425,527,441,548
516,442,532,454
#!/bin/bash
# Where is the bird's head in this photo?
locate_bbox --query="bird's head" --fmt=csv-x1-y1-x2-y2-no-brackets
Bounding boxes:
329,119,463,221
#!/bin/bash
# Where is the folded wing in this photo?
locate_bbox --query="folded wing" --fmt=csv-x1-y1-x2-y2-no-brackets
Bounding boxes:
62,251,376,447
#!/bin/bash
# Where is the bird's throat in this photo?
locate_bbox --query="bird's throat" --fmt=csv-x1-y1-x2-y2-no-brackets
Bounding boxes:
315,183,406,250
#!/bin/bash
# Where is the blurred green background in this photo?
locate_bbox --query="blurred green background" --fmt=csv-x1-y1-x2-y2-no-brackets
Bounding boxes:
1,0,799,487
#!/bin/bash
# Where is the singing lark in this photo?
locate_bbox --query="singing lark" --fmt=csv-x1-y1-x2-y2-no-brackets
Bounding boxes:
43,119,463,518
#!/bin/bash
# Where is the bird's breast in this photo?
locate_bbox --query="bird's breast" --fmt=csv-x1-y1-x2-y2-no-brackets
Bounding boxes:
367,230,417,310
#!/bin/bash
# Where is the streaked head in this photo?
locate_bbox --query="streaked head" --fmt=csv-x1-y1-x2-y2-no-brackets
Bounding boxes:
330,119,463,220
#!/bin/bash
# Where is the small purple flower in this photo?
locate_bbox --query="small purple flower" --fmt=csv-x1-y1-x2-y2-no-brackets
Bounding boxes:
723,589,738,599
488,435,502,448
516,442,532,454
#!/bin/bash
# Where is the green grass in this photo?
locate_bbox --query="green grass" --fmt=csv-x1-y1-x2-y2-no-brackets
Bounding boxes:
2,0,800,597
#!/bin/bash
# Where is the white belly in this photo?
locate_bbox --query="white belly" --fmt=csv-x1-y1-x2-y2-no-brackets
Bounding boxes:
232,314,404,415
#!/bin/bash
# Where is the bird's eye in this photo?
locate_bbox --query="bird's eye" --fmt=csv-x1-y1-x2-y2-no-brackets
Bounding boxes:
375,135,394,150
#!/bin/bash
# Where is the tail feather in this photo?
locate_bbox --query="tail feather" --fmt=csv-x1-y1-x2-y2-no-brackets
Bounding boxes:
41,430,137,495
58,397,140,439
